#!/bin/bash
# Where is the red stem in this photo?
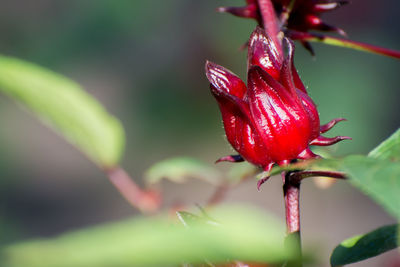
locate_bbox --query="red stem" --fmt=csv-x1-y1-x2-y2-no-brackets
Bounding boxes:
283,171,302,266
257,0,283,54
284,176,300,234
207,184,229,206
288,30,400,59
106,167,161,213
293,170,346,180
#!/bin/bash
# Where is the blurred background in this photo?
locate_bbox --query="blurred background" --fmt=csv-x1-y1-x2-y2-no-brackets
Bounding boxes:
0,0,399,266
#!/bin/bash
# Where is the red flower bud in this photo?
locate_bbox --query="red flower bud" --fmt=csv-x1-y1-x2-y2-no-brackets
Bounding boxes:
205,27,350,178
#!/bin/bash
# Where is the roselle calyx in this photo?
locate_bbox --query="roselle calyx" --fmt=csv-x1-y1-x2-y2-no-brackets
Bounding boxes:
205,27,350,185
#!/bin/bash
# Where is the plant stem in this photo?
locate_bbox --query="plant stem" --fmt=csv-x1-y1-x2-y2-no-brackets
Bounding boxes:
282,171,302,267
288,30,400,59
292,170,346,180
207,184,229,206
257,0,283,54
106,166,161,213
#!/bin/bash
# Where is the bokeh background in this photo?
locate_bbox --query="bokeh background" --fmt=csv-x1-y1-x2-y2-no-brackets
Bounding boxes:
0,0,399,266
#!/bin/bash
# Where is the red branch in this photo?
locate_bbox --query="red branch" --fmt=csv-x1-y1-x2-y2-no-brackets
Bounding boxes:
288,30,400,59
106,167,161,213
283,171,302,267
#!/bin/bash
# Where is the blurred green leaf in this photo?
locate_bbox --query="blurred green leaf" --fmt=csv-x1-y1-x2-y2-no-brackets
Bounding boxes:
176,211,204,227
330,224,399,266
369,128,400,161
145,157,223,186
176,209,218,228
0,56,124,168
1,205,296,267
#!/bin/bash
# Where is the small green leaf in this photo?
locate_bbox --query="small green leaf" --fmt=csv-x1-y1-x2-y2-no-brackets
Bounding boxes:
369,128,400,161
176,211,205,227
145,157,223,186
176,208,219,228
0,56,124,168
1,205,296,267
330,224,399,266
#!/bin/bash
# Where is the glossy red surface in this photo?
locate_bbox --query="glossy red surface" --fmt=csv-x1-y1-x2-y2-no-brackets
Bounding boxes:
205,27,349,172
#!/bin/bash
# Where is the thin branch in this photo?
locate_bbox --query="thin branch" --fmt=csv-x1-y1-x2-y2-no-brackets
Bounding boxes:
292,170,346,181
106,166,161,213
288,30,400,59
207,184,230,206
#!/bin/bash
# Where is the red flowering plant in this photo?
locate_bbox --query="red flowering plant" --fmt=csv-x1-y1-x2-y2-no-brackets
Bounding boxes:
202,0,400,266
1,1,400,267
205,27,350,188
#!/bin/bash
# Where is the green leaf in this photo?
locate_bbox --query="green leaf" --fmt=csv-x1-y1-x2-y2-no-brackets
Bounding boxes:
369,128,400,161
330,224,399,266
1,205,296,267
0,56,125,168
144,157,223,186
176,211,204,227
340,155,400,220
176,208,219,228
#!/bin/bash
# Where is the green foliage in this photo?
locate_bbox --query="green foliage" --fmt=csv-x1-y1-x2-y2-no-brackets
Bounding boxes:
342,128,400,219
144,157,223,186
0,56,125,168
369,128,400,161
1,206,296,267
176,211,205,227
269,155,400,220
176,210,219,228
330,224,399,266
341,155,400,220
330,130,400,265
260,128,400,220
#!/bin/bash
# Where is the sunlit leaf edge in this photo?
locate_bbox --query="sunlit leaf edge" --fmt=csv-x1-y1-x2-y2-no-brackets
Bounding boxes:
330,224,399,266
